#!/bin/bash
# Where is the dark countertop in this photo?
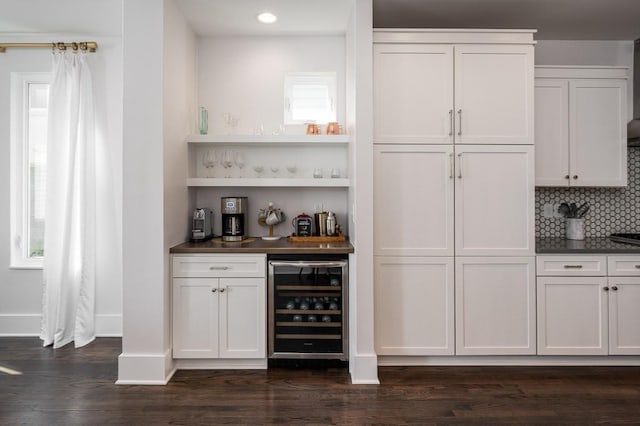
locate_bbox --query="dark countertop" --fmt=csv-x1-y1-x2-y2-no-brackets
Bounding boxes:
536,237,640,254
170,237,354,254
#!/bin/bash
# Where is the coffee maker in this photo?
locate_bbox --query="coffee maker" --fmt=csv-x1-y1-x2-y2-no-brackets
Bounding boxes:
191,208,213,241
221,197,247,241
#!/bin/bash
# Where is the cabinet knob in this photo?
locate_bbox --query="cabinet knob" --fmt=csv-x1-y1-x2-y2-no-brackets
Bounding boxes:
211,288,217,293
603,286,609,291
573,175,579,180
611,286,618,291
220,288,225,293
565,175,570,179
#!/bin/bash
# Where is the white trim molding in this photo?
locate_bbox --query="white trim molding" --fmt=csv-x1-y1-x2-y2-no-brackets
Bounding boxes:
116,349,176,385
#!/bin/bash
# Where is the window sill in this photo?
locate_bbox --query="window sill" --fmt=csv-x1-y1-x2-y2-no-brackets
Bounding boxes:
10,262,44,270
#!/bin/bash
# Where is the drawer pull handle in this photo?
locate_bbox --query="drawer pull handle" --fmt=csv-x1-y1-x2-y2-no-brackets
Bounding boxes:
563,265,583,269
209,266,230,271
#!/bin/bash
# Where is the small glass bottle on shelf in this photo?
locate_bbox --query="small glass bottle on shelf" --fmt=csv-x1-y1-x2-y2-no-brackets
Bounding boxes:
199,107,208,135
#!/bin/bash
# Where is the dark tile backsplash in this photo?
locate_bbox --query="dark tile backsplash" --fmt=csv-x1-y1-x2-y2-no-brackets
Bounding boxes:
535,148,640,237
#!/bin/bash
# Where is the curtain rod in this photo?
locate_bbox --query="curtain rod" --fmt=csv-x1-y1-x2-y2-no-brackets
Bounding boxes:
0,41,98,53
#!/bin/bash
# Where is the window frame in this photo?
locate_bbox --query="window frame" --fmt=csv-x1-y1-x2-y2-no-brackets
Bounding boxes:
10,72,50,269
284,72,337,125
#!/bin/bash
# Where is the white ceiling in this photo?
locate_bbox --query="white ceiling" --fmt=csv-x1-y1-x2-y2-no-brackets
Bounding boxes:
0,0,638,40
0,0,122,36
174,0,354,36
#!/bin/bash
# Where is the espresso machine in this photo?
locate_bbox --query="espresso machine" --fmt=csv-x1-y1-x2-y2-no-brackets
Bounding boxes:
221,197,247,241
191,208,214,241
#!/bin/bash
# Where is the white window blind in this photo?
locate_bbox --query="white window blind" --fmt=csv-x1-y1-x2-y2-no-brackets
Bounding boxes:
284,72,336,125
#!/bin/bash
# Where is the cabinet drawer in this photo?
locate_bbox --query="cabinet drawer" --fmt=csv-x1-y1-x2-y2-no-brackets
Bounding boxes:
172,255,266,278
536,256,606,276
608,256,640,276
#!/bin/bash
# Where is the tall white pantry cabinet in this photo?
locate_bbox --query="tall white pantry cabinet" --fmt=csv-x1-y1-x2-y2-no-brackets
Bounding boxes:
373,30,536,358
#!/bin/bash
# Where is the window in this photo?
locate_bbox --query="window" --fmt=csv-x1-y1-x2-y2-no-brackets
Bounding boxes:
284,72,336,125
10,73,50,268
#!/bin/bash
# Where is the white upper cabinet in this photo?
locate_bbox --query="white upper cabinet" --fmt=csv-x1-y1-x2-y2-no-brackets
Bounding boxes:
454,45,534,144
374,44,454,144
454,145,535,256
374,145,454,256
535,67,628,187
373,31,535,145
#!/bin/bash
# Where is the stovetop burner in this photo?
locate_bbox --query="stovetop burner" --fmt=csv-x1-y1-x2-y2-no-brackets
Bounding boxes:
609,233,640,246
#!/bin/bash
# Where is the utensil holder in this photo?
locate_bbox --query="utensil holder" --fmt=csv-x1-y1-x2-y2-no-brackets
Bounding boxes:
565,218,585,240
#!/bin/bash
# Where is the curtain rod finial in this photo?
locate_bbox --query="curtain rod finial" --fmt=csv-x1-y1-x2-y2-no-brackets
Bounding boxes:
0,46,6,53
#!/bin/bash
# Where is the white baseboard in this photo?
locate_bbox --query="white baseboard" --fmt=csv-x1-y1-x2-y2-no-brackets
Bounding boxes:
117,348,175,385
349,353,380,384
175,358,268,370
0,314,122,337
0,314,41,336
378,355,640,366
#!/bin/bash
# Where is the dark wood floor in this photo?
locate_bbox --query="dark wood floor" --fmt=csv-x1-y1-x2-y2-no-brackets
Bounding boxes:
1,337,640,425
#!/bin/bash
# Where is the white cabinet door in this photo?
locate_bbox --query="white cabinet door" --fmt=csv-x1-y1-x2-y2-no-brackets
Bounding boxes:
455,257,536,355
569,79,627,187
608,278,640,355
534,80,570,186
374,145,454,256
374,44,454,144
375,257,454,355
454,45,534,144
454,145,534,256
537,277,608,355
173,278,219,358
219,278,265,359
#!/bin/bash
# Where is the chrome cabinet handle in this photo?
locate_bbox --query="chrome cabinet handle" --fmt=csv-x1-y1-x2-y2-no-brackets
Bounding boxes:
211,288,217,293
563,265,583,269
457,153,462,179
448,109,453,137
457,109,462,136
449,153,454,179
209,266,230,271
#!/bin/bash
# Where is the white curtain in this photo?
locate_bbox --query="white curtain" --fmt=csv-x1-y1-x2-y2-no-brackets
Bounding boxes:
41,50,96,348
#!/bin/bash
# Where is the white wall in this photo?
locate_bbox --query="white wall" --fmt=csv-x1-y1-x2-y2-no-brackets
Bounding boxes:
193,34,349,235
346,0,378,384
535,40,634,120
163,0,197,354
0,35,123,336
197,35,346,135
118,0,196,384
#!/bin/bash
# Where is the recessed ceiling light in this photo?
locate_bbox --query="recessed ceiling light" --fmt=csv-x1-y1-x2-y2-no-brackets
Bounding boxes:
257,12,277,24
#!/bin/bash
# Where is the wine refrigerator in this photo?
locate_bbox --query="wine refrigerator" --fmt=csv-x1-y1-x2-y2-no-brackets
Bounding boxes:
268,254,348,360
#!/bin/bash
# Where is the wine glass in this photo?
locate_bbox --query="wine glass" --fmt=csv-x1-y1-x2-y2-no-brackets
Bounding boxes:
286,165,297,178
253,165,264,177
203,149,217,177
270,166,280,177
234,151,245,177
222,150,234,177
